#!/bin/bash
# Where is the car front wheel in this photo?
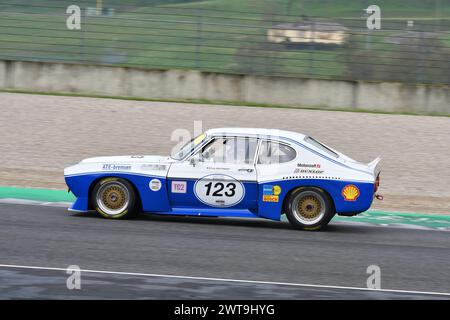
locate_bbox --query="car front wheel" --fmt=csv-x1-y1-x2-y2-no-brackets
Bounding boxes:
285,187,335,230
91,178,136,219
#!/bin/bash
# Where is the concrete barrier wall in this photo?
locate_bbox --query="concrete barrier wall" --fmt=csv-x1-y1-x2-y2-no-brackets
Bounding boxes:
1,60,449,115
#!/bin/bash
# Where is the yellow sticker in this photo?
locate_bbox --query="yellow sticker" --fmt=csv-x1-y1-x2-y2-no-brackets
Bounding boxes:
193,133,206,145
273,185,281,196
263,195,279,202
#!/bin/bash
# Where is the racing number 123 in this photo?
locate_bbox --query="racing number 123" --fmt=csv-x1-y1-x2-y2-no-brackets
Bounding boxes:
205,182,236,197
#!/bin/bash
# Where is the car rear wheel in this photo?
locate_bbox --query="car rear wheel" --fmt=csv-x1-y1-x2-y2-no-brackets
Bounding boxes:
285,187,335,230
91,178,136,219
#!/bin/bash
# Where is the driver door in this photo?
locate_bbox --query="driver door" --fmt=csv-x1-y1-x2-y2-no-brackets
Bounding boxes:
167,136,259,211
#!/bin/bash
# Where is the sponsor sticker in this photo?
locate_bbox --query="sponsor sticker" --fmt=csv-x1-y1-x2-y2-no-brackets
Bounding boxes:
149,179,162,192
342,184,360,201
206,167,230,170
263,195,279,202
194,133,206,145
263,185,274,195
102,164,131,171
262,185,281,202
297,163,321,168
263,185,281,196
294,168,324,174
171,181,187,193
141,164,167,171
273,185,282,196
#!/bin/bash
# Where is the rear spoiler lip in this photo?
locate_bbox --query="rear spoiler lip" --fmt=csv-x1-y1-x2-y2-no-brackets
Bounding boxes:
367,157,381,176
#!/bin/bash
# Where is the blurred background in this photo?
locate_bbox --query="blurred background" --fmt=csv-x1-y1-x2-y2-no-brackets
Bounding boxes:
0,0,449,84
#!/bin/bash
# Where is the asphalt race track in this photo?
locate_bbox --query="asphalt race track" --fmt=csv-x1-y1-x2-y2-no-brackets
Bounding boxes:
0,203,449,299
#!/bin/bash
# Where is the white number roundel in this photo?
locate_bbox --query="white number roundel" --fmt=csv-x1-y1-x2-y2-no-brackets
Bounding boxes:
194,174,245,207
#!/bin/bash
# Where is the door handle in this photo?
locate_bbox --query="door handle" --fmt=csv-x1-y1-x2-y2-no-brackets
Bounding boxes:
238,168,254,173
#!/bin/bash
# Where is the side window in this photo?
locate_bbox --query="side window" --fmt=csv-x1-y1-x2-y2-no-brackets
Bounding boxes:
198,137,258,164
257,141,297,164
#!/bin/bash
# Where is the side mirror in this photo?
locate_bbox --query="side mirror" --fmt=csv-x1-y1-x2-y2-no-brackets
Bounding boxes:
189,157,197,166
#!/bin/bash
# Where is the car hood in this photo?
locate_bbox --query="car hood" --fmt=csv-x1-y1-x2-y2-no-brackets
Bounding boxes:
79,155,174,164
64,155,176,177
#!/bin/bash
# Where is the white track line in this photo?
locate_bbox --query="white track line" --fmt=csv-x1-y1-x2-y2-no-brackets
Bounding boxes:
0,198,43,205
0,198,71,207
0,264,449,297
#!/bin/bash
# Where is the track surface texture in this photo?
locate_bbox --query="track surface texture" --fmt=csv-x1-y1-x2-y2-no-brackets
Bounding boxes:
1,92,449,214
0,203,449,299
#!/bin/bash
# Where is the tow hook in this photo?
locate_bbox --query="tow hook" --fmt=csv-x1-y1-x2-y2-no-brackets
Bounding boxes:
375,194,384,200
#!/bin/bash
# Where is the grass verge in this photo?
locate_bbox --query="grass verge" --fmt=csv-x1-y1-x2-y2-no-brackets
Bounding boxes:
1,89,449,117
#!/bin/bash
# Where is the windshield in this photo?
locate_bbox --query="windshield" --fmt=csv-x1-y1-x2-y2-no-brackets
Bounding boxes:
171,133,206,160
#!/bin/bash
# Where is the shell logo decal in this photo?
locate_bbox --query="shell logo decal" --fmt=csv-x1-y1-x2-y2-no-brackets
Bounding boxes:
342,184,360,201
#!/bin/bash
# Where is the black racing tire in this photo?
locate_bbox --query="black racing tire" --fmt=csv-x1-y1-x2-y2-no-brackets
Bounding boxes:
284,187,335,231
91,177,136,219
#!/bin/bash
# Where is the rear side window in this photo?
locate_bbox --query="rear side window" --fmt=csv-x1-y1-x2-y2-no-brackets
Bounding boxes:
258,141,297,164
304,136,338,158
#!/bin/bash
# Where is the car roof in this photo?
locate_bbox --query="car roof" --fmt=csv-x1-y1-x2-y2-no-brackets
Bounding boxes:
205,127,307,141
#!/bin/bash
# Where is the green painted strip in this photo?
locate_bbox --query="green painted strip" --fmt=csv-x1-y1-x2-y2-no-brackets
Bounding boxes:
334,211,450,229
0,186,75,202
0,186,449,229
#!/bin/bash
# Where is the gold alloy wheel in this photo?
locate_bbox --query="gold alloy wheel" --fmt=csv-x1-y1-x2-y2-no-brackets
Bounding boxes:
297,195,322,219
96,181,130,216
292,191,326,225
102,185,127,210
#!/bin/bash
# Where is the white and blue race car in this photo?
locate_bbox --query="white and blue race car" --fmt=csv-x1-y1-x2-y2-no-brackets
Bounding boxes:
64,128,381,230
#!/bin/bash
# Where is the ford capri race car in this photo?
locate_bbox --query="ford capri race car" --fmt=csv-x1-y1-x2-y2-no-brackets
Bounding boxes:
64,128,381,230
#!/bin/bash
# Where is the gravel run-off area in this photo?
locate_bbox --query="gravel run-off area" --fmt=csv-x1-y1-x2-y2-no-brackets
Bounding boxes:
1,92,449,215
